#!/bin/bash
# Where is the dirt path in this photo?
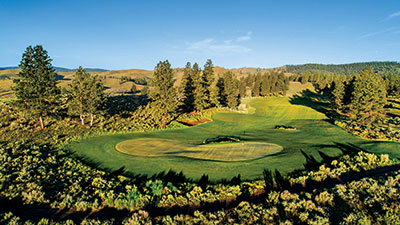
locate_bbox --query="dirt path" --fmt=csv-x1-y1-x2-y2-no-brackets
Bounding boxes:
1,163,399,223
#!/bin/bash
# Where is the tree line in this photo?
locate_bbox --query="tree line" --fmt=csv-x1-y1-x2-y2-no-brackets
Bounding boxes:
292,67,391,127
286,61,400,75
329,67,387,126
249,71,289,97
13,46,105,129
291,69,400,99
17,45,395,130
11,45,289,129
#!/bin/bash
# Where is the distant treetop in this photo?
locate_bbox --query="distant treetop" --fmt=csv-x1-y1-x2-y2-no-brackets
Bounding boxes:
285,61,400,75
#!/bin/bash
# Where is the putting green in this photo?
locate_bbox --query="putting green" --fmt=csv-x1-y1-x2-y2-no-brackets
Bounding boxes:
67,93,400,180
115,138,283,162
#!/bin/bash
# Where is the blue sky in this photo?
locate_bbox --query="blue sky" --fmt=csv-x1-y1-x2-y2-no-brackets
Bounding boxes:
0,0,399,70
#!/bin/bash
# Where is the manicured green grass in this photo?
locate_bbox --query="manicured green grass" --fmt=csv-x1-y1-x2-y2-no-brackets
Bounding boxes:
67,94,400,181
116,138,283,162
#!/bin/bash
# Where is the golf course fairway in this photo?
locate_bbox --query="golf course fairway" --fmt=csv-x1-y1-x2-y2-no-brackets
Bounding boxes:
67,95,400,181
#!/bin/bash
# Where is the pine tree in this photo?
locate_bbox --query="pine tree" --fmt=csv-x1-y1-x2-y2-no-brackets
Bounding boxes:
383,72,400,97
179,62,195,112
203,59,215,106
210,80,221,107
214,77,226,106
222,72,240,108
330,80,345,111
12,45,60,129
349,67,387,125
251,73,262,97
260,74,271,96
342,74,356,106
245,74,254,87
149,60,178,127
192,63,208,111
68,67,105,126
239,77,247,98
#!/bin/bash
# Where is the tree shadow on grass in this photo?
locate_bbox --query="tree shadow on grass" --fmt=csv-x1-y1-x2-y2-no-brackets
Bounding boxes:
68,146,254,187
54,74,71,81
289,89,334,121
288,142,367,178
69,152,151,185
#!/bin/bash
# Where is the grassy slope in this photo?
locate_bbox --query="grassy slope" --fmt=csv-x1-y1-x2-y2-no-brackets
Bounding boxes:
67,94,400,181
286,82,314,96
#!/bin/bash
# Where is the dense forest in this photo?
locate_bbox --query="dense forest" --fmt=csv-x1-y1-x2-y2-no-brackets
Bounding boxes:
286,61,400,75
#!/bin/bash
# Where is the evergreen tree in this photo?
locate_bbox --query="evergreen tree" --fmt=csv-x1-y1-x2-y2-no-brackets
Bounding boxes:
251,73,262,97
330,80,345,111
193,63,208,111
210,81,221,107
222,72,240,108
149,60,178,127
203,59,215,106
68,67,105,126
180,62,195,112
260,74,271,96
278,72,289,95
300,72,310,84
349,67,387,125
383,72,400,97
239,77,247,98
215,77,226,106
342,74,356,106
245,74,254,87
12,45,60,129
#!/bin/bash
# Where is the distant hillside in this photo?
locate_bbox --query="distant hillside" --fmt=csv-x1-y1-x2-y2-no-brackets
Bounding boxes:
0,67,19,70
0,66,108,73
0,69,19,80
285,61,400,75
53,67,108,72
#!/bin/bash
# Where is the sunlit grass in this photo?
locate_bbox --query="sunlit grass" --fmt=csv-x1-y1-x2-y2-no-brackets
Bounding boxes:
116,138,283,162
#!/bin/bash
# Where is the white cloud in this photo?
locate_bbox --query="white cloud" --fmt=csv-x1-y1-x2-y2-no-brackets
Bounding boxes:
185,38,251,55
237,31,252,42
388,11,400,19
359,27,400,39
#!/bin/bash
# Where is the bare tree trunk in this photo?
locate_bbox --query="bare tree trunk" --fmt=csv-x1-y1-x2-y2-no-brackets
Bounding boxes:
80,115,85,125
90,114,94,127
162,115,166,128
39,116,44,129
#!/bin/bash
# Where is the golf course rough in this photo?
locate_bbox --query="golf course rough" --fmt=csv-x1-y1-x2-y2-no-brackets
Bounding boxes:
68,96,400,181
115,138,283,162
